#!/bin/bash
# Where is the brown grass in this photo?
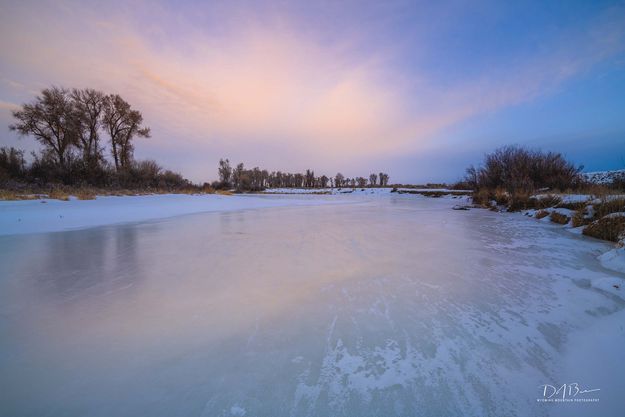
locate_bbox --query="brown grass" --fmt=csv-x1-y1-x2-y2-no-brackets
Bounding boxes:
555,201,587,210
75,188,96,200
571,208,590,228
48,188,70,201
216,190,233,196
593,198,625,220
507,193,561,212
583,215,625,242
471,189,492,207
493,188,509,205
550,211,570,225
535,210,549,219
0,190,40,200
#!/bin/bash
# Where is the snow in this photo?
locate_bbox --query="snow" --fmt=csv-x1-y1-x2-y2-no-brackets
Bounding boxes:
0,193,624,416
599,245,625,275
583,169,625,184
603,211,625,219
559,194,592,204
532,193,592,203
0,193,345,236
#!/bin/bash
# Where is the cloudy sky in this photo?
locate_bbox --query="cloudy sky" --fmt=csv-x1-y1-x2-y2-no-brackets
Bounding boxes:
1,0,624,183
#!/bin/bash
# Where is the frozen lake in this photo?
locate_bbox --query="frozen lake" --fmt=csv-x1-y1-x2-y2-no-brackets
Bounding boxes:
0,194,623,416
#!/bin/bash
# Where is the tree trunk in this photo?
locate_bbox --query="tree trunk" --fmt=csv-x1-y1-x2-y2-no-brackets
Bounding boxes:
112,141,119,171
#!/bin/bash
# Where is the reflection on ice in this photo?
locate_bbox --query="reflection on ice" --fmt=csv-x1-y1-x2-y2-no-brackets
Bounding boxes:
0,195,623,416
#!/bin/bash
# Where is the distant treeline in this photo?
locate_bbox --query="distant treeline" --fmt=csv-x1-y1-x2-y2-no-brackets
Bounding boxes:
1,86,190,190
213,158,390,191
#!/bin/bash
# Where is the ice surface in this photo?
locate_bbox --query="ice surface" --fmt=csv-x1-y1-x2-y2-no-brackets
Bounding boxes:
0,194,623,416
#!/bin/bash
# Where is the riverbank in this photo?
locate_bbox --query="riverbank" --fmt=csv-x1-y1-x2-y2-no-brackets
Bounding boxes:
0,193,344,236
519,194,625,275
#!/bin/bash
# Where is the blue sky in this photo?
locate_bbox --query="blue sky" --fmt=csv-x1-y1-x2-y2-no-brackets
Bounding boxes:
1,0,624,183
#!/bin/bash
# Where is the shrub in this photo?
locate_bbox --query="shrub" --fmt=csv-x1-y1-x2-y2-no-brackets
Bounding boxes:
493,188,509,205
451,180,473,190
583,215,625,242
466,145,582,193
0,147,25,181
611,176,625,192
550,211,570,225
471,188,492,207
507,193,531,211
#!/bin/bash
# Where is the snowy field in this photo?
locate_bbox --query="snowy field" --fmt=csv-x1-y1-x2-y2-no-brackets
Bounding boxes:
0,193,624,416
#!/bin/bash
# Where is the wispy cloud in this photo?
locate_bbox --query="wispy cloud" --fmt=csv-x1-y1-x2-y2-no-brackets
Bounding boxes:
1,1,624,179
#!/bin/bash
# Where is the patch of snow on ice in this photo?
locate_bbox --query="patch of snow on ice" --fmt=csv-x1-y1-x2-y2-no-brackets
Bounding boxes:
230,404,246,416
599,246,625,275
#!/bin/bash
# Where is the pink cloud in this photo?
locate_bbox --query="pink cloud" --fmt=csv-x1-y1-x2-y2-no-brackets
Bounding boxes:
1,1,624,179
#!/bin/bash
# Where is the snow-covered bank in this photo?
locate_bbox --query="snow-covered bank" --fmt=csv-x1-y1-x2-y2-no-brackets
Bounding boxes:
512,192,625,277
0,194,344,236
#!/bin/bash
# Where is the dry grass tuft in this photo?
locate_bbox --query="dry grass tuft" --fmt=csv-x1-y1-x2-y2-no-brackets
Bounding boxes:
593,198,625,220
572,208,590,228
75,188,96,200
0,190,40,200
535,210,549,219
550,211,570,225
555,201,587,210
48,188,70,201
583,215,625,242
216,190,233,196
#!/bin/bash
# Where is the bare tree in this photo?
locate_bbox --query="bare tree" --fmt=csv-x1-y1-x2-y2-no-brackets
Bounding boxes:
0,147,26,179
10,87,78,170
233,162,245,190
102,94,150,171
71,88,106,168
369,173,378,187
218,158,232,187
305,169,315,188
335,173,344,188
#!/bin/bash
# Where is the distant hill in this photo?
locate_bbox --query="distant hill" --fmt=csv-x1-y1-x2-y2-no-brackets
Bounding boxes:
583,169,625,184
